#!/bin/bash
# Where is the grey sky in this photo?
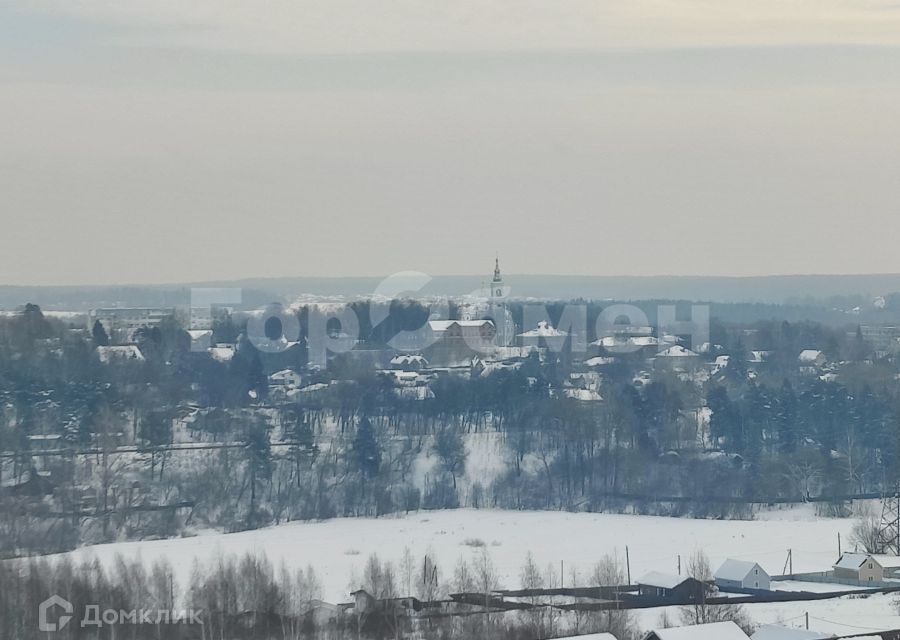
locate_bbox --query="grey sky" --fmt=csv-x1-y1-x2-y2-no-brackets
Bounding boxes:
2,1,900,285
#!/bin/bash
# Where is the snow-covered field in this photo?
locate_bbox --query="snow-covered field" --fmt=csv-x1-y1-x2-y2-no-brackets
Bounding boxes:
50,506,900,635
635,593,900,636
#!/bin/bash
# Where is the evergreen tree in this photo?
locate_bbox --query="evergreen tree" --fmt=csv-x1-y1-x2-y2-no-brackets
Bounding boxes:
708,386,743,453
92,319,110,347
245,417,273,524
354,416,381,478
775,380,798,452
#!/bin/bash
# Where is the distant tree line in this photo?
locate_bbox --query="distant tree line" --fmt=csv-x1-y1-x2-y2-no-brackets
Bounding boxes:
2,303,900,553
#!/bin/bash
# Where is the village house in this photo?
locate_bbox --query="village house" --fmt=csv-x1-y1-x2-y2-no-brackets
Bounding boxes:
593,334,661,358
655,345,700,367
95,345,145,364
187,329,212,351
389,354,428,371
636,572,705,601
208,343,236,363
268,368,302,388
426,319,496,366
714,558,770,592
88,307,175,334
751,625,835,640
643,621,750,640
832,552,884,582
798,349,827,367
304,600,343,626
349,589,422,615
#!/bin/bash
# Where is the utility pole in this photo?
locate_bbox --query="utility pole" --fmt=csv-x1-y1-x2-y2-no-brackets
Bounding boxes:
783,549,792,576
805,612,809,630
838,532,842,557
677,555,681,576
625,546,632,585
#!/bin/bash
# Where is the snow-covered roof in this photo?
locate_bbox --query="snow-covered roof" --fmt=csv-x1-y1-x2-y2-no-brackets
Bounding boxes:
96,345,144,363
657,345,698,358
798,349,824,363
388,370,421,384
390,354,428,366
518,320,567,338
751,625,835,640
834,552,880,570
548,634,618,640
428,320,492,332
492,346,536,360
606,324,653,335
209,346,235,362
645,621,750,640
636,571,689,589
584,356,617,367
715,558,765,582
296,383,329,393
479,361,522,377
564,388,603,402
593,335,659,348
269,369,301,383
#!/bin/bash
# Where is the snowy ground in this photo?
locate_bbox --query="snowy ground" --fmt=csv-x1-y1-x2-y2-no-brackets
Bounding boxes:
634,593,900,636
45,505,900,634
768,579,868,593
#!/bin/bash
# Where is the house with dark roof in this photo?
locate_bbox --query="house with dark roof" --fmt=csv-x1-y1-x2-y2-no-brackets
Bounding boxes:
636,572,705,601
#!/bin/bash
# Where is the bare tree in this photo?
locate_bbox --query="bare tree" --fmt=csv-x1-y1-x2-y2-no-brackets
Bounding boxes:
680,550,753,633
519,552,546,638
590,554,634,639
851,505,881,553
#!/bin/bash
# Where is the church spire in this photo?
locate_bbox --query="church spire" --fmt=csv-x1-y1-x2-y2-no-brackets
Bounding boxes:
493,255,502,283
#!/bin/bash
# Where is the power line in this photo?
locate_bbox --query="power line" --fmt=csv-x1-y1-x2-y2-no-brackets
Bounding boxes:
808,615,889,631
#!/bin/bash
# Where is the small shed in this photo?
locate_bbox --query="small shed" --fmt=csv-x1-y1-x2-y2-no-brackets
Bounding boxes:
833,552,883,582
715,558,770,592
643,621,750,640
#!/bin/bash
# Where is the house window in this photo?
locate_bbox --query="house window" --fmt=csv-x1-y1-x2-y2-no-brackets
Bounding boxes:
868,563,874,569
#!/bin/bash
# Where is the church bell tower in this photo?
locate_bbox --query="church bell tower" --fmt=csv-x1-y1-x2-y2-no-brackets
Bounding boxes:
491,256,504,300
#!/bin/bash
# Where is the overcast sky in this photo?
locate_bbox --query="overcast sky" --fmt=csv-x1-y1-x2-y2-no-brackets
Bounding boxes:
3,1,900,285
